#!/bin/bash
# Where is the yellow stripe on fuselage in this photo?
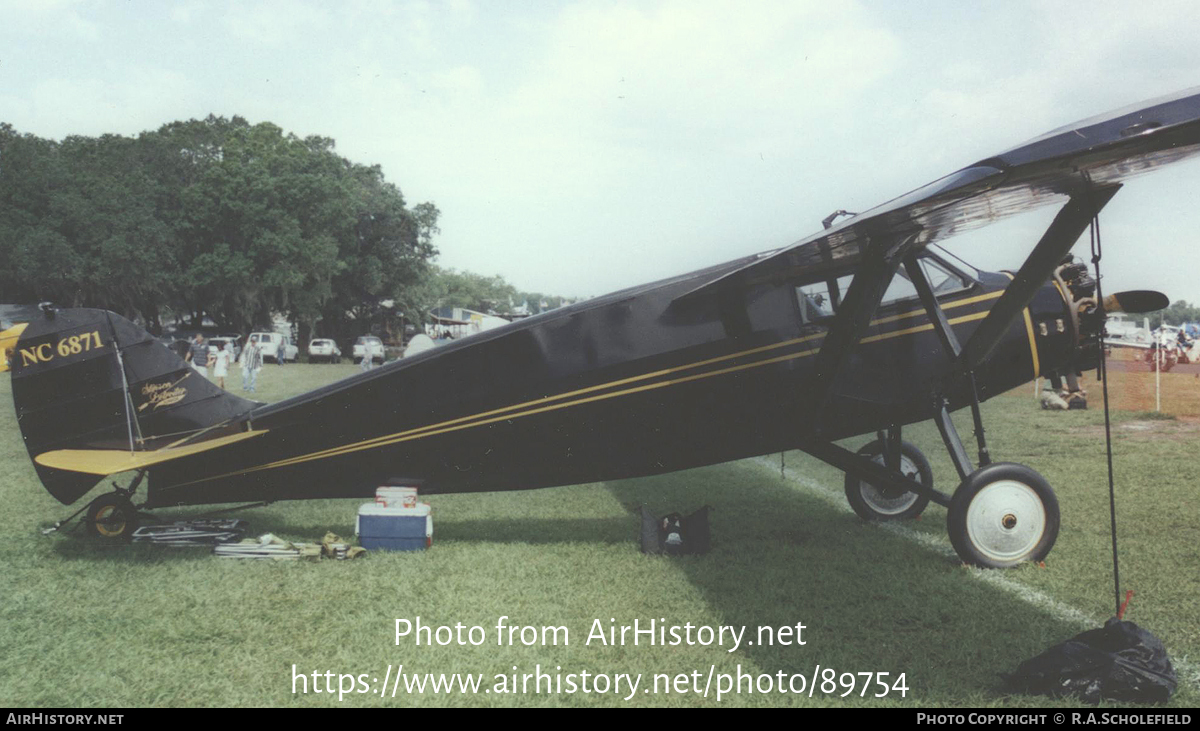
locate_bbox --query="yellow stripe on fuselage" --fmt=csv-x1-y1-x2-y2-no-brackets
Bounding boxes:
1000,272,1042,379
1022,309,1041,378
163,295,1002,489
177,290,1006,474
861,310,989,345
869,289,1003,327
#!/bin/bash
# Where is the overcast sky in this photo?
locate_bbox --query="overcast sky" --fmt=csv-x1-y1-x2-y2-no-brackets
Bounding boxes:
4,0,1200,304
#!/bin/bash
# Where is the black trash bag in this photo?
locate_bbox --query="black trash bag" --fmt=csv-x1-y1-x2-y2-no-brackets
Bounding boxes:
639,506,710,555
1003,618,1176,704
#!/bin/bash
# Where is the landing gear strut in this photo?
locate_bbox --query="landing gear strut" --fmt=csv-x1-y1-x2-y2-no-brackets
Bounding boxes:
818,247,1066,567
821,434,1060,567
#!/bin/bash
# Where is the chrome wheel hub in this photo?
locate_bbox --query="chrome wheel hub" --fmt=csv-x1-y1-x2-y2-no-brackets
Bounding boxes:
965,480,1046,564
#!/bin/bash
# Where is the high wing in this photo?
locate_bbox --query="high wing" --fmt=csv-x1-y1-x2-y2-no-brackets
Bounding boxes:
672,87,1200,412
677,86,1200,300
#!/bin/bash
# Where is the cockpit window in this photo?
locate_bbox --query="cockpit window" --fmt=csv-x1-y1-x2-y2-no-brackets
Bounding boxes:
796,275,851,324
793,254,972,323
880,256,971,306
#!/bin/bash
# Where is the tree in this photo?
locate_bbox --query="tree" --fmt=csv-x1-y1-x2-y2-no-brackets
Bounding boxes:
0,117,440,343
314,164,438,343
1148,300,1200,329
0,128,173,327
393,268,576,329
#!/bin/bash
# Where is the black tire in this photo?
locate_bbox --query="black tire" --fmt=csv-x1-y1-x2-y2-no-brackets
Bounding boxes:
947,462,1059,568
85,494,139,542
844,439,932,521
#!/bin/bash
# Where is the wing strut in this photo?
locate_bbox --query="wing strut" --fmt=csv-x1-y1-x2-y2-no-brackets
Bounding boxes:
905,253,961,358
958,185,1120,374
907,250,994,468
808,232,917,420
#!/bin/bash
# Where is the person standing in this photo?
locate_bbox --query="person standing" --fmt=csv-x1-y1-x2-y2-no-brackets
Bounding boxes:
241,335,263,392
185,334,209,378
212,340,233,390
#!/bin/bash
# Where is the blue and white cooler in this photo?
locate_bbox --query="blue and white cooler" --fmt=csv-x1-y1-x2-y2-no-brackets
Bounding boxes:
356,500,433,551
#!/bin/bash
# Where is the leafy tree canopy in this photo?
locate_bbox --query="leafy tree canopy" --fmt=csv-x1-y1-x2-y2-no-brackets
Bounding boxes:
0,117,438,338
1149,300,1200,329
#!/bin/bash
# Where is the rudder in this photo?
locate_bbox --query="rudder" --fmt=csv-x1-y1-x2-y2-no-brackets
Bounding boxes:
8,307,258,504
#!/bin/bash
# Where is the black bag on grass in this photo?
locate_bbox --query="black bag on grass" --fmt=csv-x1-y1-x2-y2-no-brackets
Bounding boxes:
639,506,710,555
1003,618,1176,704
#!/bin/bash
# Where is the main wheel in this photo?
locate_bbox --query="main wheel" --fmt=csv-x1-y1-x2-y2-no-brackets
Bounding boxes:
844,440,932,520
85,493,139,542
947,462,1059,568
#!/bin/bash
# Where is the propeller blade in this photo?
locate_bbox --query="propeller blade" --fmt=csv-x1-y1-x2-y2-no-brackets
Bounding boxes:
1103,290,1169,314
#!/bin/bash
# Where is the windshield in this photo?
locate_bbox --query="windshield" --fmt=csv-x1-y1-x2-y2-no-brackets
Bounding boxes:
793,252,974,323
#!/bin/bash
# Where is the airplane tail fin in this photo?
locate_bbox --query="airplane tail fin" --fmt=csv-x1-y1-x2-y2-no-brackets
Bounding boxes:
6,307,259,505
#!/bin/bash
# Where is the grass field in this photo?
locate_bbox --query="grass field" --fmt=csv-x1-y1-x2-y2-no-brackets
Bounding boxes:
1,363,1197,708
1103,347,1200,416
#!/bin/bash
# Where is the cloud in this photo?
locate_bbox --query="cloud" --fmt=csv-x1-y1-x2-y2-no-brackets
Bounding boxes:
220,1,333,47
362,1,909,289
5,0,1200,299
509,1,900,150
0,0,99,39
17,67,199,139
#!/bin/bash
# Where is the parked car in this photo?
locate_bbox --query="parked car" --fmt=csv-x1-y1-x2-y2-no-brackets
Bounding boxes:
308,338,342,363
207,336,242,360
249,332,299,363
352,336,385,364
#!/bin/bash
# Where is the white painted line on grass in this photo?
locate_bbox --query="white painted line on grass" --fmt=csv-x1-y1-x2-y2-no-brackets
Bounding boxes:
745,455,1198,691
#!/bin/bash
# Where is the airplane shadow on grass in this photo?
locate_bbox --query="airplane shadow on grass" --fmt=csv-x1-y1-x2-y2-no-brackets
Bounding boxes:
599,461,1082,704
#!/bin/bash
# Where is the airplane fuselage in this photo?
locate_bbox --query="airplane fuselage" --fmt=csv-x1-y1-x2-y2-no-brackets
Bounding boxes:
144,252,1075,508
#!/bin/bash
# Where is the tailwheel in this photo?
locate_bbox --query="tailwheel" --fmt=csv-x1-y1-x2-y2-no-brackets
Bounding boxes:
947,463,1059,568
85,493,139,542
844,440,932,521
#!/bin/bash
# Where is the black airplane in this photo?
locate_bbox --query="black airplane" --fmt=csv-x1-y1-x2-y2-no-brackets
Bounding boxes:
5,88,1200,567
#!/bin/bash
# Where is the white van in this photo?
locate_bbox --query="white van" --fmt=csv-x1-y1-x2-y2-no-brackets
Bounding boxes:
249,332,298,363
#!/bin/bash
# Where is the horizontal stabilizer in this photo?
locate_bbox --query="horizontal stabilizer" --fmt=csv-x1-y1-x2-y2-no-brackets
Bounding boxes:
35,430,268,476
